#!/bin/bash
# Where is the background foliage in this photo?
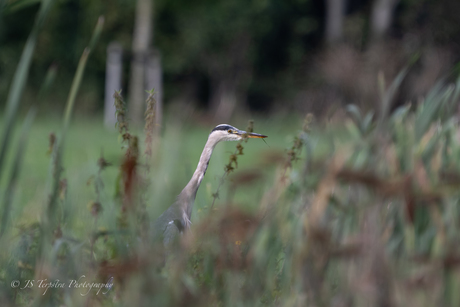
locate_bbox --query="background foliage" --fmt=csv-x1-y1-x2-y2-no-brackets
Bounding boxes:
2,0,460,115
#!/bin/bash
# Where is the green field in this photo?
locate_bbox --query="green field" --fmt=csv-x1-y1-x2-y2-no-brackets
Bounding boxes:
0,113,305,239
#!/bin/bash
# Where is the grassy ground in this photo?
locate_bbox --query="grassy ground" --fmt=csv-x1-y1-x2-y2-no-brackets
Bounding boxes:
0,112,306,238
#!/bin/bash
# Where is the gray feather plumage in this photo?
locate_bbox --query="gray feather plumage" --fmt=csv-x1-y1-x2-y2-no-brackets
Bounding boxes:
151,124,264,247
152,126,238,246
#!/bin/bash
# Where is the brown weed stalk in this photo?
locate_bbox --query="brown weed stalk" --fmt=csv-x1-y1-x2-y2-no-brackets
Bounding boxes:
113,90,139,220
114,90,131,143
121,136,139,213
87,154,110,261
113,90,150,235
210,120,254,209
144,89,157,161
259,114,313,215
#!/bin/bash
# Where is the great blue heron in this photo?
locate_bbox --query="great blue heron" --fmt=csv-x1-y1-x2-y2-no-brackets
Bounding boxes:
153,124,267,246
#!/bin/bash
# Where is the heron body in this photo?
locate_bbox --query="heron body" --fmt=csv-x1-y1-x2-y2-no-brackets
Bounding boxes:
152,124,267,246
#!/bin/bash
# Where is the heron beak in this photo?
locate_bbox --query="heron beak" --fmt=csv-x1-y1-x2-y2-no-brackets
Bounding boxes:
247,132,268,138
237,130,267,138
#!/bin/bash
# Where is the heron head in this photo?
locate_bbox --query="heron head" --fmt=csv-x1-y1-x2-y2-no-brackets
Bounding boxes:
210,124,267,142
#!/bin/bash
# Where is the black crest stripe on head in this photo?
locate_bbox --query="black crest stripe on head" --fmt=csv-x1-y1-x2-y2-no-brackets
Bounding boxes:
211,125,233,132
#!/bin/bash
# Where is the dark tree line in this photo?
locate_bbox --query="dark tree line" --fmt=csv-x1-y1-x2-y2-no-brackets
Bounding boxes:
1,0,460,117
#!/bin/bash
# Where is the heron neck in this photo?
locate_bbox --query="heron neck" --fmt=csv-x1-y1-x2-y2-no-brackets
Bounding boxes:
180,135,219,215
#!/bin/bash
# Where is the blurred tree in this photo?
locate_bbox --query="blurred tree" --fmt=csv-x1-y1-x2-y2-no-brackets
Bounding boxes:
128,0,153,126
370,0,400,41
159,0,259,121
155,0,320,116
325,0,346,44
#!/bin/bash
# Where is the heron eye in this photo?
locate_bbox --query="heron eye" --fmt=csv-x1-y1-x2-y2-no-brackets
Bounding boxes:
228,129,233,133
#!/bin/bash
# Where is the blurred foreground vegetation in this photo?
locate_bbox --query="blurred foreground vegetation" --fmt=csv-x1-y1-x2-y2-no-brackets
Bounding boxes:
2,74,460,306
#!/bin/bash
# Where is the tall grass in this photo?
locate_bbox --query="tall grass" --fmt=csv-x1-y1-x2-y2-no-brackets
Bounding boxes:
0,12,104,306
3,71,460,306
3,7,460,305
0,0,55,177
0,108,36,239
46,16,104,237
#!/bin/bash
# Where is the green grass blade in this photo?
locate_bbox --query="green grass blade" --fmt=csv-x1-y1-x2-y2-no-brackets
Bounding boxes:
362,111,374,134
377,66,409,131
47,17,104,229
0,108,36,239
346,104,362,123
88,16,105,51
0,0,55,179
2,0,42,14
61,48,91,133
62,16,104,133
414,82,445,141
37,62,58,100
390,104,411,123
